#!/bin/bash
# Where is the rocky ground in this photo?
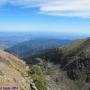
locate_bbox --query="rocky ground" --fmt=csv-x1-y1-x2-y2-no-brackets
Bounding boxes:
0,50,31,90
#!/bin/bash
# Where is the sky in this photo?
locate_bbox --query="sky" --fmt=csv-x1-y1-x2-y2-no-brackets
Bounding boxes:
0,0,90,35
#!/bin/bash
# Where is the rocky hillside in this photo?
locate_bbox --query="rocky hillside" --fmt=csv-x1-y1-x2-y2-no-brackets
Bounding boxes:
26,38,90,90
0,50,31,90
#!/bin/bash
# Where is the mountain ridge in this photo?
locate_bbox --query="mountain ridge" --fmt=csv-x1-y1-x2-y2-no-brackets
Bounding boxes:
26,38,90,90
6,39,71,58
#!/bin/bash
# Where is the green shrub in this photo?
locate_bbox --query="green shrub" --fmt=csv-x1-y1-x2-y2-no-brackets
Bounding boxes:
28,65,48,90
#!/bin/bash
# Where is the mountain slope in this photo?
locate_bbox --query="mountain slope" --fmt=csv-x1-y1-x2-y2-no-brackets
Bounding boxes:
6,39,71,58
0,50,31,90
26,38,90,90
62,38,90,56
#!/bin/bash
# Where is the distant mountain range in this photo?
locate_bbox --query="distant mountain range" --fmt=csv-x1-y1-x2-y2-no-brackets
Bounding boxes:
0,32,31,49
0,32,88,50
6,39,71,58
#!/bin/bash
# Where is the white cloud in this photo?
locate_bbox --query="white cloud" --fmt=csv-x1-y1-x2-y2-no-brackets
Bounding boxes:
0,0,90,17
40,0,90,17
0,0,8,6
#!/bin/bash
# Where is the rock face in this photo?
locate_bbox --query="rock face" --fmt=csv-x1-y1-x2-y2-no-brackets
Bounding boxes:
0,50,31,90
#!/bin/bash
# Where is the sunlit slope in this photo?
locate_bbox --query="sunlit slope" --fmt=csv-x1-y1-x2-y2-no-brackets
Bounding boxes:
0,50,30,90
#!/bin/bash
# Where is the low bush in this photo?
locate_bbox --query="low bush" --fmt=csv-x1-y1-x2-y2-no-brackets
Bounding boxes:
28,65,48,90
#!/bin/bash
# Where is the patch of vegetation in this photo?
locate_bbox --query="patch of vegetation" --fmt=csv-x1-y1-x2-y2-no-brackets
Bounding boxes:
28,65,48,90
38,48,63,64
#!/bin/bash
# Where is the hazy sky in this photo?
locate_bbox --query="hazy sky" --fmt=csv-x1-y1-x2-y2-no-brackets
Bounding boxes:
0,0,90,34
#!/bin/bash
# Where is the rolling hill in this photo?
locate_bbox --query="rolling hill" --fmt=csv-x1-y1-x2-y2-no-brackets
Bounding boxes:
6,39,71,58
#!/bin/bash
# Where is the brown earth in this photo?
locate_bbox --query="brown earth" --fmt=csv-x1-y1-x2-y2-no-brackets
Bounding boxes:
0,50,31,90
